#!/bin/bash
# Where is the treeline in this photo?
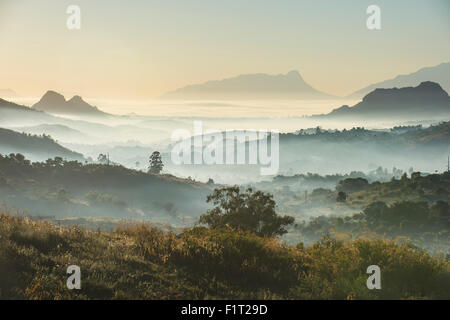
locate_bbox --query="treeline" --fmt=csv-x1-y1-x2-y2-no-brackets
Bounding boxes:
282,121,448,144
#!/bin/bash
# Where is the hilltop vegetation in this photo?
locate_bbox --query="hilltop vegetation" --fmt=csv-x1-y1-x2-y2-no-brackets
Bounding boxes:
289,172,450,254
173,122,450,184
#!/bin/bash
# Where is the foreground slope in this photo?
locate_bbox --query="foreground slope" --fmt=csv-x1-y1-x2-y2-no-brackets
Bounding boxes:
0,211,448,300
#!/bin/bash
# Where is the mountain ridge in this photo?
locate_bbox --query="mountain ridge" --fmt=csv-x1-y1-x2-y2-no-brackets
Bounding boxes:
160,70,336,100
0,127,84,161
32,90,109,117
348,62,450,99
321,81,450,119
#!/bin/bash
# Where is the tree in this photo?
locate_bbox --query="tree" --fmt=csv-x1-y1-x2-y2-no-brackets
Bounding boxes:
336,191,347,202
148,151,164,174
199,186,294,237
97,154,108,165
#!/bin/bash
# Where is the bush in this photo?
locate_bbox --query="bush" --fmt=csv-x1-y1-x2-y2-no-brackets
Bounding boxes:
0,209,448,300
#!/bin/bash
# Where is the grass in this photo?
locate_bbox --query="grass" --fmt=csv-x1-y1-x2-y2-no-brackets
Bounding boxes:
0,208,448,300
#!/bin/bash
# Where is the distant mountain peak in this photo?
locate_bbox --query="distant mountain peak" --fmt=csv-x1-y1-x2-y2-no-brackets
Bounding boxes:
0,88,19,98
160,70,335,100
40,90,66,103
67,95,90,106
68,95,83,102
32,91,108,116
416,81,446,92
286,70,302,78
348,62,450,99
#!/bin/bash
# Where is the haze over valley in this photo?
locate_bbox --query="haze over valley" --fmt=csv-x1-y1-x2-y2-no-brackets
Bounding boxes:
1,0,450,300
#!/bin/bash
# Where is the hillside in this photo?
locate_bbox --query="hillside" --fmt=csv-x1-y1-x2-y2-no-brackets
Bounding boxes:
293,171,450,252
0,97,134,144
32,91,109,117
160,70,335,100
0,97,35,112
0,97,58,127
0,128,84,161
323,82,450,120
0,154,212,221
349,62,450,99
11,124,90,144
0,204,448,300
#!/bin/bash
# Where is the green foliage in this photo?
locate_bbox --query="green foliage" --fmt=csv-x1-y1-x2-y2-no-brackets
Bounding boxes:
365,201,431,227
199,186,294,237
337,178,369,193
298,200,450,255
85,190,127,208
0,209,448,300
336,191,347,202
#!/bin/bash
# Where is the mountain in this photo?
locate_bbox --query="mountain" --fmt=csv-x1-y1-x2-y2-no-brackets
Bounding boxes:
0,97,64,128
348,62,450,99
323,82,450,119
160,70,336,100
0,97,54,124
0,88,19,98
32,91,109,116
0,97,33,112
0,127,84,161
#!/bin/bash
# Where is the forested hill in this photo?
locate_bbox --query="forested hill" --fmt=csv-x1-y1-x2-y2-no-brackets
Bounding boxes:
281,121,450,146
0,154,212,219
0,127,84,161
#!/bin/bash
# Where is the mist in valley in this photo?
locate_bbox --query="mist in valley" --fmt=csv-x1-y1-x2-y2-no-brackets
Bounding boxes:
1,96,449,255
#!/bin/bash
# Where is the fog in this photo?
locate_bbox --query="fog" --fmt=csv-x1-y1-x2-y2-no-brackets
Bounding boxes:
3,98,448,184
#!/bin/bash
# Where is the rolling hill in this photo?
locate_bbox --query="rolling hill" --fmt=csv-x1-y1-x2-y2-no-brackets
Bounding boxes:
11,124,91,144
0,127,84,161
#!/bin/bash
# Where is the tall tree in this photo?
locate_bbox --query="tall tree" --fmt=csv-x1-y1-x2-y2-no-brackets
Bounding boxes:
148,151,164,174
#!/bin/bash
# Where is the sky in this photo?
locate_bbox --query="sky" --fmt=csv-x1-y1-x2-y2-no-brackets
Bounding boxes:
0,0,449,100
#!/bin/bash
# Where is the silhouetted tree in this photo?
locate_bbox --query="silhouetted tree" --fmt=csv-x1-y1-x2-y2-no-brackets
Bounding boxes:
148,151,164,174
97,154,108,165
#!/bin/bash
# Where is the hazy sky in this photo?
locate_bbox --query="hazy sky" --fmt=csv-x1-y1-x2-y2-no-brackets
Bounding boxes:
0,0,449,100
